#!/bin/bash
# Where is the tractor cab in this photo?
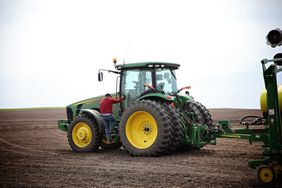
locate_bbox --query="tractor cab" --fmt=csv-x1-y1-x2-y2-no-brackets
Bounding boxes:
115,62,180,109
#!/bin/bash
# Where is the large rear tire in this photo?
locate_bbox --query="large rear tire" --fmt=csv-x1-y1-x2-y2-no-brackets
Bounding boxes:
180,100,204,150
183,101,204,124
68,114,101,152
120,100,172,156
192,100,213,127
161,103,183,152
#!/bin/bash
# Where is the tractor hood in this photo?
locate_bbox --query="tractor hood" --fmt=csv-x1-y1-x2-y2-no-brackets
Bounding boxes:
66,93,116,122
67,95,105,108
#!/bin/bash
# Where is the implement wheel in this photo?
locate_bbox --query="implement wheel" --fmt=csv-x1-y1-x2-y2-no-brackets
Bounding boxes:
120,100,172,156
68,115,101,152
270,163,282,180
255,165,275,184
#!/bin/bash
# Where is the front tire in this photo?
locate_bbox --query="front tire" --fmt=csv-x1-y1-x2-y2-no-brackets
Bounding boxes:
120,100,172,156
68,114,101,152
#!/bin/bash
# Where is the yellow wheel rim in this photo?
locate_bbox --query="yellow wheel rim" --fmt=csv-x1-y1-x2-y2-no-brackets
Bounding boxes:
126,111,158,149
72,122,92,148
258,167,274,183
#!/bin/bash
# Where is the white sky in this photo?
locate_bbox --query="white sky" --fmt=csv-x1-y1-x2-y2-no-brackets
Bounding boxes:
0,0,281,109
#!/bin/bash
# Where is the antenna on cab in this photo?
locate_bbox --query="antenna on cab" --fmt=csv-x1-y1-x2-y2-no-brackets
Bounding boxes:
123,40,131,65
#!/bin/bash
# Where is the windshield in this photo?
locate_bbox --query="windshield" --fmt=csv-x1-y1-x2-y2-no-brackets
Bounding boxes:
156,68,178,94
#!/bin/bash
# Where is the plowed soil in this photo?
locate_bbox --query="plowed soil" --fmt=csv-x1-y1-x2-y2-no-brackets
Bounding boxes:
0,108,280,187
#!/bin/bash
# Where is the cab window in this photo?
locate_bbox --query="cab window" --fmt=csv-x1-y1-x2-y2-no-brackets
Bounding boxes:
121,69,152,108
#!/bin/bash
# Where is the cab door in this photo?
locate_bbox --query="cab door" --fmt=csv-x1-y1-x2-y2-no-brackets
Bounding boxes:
120,69,153,110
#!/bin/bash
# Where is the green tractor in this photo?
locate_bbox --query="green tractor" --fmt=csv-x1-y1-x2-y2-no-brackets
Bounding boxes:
58,60,217,156
58,28,282,184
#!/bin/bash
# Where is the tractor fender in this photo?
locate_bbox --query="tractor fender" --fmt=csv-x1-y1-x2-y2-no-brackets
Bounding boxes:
138,93,174,102
79,109,105,134
138,93,193,107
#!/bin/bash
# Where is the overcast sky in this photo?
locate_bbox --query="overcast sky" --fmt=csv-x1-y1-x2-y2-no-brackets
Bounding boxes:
0,0,281,109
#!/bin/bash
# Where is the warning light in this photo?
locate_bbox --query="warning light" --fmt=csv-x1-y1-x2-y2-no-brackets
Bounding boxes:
113,58,117,64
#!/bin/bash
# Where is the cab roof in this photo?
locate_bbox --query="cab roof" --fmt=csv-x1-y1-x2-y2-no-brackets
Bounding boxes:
115,62,180,70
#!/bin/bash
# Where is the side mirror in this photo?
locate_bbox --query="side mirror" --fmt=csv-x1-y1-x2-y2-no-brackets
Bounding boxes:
98,72,103,82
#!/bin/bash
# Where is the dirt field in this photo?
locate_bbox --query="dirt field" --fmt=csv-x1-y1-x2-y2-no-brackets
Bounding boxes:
0,108,280,187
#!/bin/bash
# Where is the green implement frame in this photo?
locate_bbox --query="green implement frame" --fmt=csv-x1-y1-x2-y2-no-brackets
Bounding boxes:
217,58,282,184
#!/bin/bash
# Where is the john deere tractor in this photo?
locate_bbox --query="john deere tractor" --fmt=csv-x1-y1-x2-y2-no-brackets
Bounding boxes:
58,60,217,156
58,28,282,184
